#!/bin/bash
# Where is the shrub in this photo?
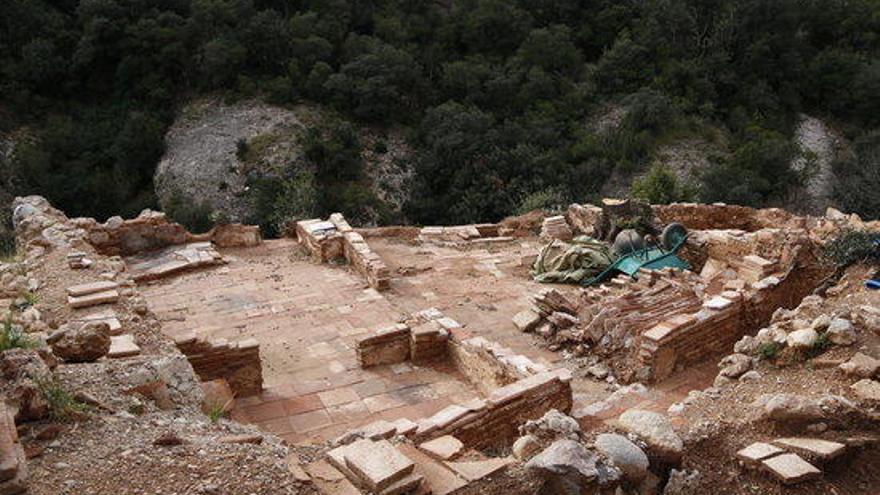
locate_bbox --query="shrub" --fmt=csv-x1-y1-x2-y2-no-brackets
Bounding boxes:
822,230,880,267
832,130,880,220
163,190,214,234
516,187,569,215
808,332,831,358
757,342,780,360
35,376,89,421
0,317,36,351
631,163,696,204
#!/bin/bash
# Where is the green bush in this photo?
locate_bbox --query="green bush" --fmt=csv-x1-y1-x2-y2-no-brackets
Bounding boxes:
631,163,696,204
822,230,880,267
0,317,36,352
832,130,880,220
163,190,215,234
757,342,780,361
35,376,89,421
516,188,569,215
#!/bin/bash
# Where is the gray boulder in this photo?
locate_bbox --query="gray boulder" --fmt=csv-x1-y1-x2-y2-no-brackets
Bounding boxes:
617,409,683,463
525,440,599,495
593,433,649,483
826,318,856,346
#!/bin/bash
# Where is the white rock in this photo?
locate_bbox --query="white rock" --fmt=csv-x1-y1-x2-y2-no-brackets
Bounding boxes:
786,328,818,350
826,318,856,346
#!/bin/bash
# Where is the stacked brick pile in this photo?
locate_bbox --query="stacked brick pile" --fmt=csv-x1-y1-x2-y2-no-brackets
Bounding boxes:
0,402,26,494
540,215,573,241
174,332,263,397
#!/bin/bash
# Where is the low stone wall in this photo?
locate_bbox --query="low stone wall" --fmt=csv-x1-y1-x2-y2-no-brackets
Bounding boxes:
173,332,263,397
639,246,830,381
652,203,804,232
353,308,572,450
356,324,412,367
295,214,390,290
414,369,573,450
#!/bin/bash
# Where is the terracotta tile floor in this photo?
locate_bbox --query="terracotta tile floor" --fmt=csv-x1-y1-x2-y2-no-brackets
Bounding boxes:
137,239,538,443
138,236,710,444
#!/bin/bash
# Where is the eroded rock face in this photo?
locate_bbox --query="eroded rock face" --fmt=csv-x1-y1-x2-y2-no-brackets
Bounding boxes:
617,410,683,464
50,321,111,363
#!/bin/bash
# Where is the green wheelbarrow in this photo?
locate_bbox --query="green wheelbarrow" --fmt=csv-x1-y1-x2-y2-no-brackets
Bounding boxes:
581,223,691,287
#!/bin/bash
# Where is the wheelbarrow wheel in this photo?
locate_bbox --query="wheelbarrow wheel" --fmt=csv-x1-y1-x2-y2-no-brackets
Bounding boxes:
661,223,688,251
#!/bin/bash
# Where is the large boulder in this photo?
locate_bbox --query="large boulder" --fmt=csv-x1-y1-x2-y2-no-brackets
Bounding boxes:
786,328,818,350
826,318,856,346
525,440,599,495
718,353,752,379
49,321,111,363
593,433,649,484
617,410,683,464
839,353,880,379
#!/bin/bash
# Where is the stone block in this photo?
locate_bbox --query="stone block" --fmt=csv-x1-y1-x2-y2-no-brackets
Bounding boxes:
66,280,119,297
419,435,464,461
771,438,846,462
736,442,784,465
343,439,414,492
761,453,821,484
107,334,141,358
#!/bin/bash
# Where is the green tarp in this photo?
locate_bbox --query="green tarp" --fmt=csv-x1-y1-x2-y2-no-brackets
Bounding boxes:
532,236,618,284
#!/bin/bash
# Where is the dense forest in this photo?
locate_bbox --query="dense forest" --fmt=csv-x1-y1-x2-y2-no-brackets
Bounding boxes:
2,0,880,241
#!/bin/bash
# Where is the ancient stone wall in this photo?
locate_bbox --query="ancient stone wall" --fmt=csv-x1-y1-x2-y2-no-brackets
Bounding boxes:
356,324,412,367
173,332,263,397
639,246,830,381
296,214,390,290
414,369,573,450
652,203,804,232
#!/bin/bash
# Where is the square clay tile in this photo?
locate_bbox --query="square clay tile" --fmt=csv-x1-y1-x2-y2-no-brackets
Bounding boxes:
282,394,323,416
318,387,361,408
363,393,407,414
353,379,388,399
289,409,332,434
327,400,372,423
241,400,287,423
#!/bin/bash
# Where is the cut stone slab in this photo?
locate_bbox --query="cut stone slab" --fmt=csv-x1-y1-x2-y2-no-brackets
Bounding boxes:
108,334,141,358
398,444,468,495
771,438,846,461
391,418,418,437
761,453,821,485
378,472,424,495
361,419,397,440
419,435,464,461
67,281,119,297
736,442,785,465
445,457,512,482
839,353,880,379
68,290,120,309
343,439,414,492
703,296,733,310
851,379,880,401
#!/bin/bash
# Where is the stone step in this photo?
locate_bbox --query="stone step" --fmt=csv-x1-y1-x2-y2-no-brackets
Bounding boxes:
67,281,119,297
108,334,141,358
68,290,120,309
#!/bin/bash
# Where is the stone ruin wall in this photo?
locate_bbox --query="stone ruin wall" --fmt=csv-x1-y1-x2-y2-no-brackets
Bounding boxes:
353,309,573,450
640,245,831,382
295,214,391,290
173,332,263,397
0,402,26,495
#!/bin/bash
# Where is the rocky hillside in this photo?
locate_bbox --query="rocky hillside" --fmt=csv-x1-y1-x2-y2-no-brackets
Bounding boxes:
155,99,413,228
